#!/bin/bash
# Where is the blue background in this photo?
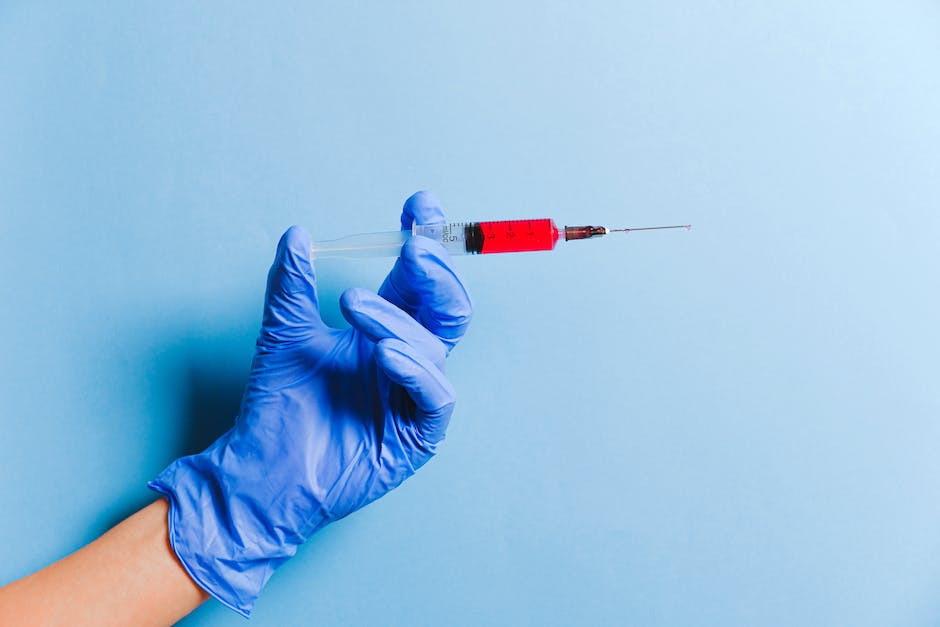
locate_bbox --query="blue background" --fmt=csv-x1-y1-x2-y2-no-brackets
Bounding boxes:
2,2,939,625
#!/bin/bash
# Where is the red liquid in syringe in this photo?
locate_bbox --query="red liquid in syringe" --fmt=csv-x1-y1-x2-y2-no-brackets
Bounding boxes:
472,219,560,254
465,219,611,254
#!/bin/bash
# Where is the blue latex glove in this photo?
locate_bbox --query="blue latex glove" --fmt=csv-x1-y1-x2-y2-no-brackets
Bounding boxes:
149,192,472,617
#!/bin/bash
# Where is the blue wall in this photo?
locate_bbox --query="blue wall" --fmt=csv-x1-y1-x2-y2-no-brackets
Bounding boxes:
2,3,939,625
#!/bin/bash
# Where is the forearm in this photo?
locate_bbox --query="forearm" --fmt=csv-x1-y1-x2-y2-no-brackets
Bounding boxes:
0,500,208,627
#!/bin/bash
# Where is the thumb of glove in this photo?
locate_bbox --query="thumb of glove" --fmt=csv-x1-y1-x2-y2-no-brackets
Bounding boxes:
260,225,323,345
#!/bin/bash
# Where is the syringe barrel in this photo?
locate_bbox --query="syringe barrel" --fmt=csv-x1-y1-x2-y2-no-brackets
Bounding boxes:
415,219,560,254
411,223,475,255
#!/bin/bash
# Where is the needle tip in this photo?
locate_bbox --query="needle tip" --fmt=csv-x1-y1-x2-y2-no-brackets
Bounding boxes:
605,224,692,234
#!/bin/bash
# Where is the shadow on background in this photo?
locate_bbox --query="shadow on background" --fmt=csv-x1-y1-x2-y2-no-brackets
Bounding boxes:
95,330,255,535
179,358,246,456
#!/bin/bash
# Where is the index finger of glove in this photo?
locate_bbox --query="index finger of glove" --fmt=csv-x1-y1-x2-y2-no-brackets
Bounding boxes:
378,235,472,353
399,190,446,230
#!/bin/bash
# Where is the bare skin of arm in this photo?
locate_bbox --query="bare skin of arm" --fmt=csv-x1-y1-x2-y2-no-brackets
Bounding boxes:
0,500,208,627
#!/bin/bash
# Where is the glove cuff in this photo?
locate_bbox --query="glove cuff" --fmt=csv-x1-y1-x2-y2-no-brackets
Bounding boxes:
148,480,258,617
147,438,304,617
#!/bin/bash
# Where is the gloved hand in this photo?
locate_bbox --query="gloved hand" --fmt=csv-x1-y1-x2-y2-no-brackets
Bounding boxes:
149,191,472,617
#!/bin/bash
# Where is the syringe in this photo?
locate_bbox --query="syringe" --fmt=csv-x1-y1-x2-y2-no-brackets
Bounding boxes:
311,219,691,258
